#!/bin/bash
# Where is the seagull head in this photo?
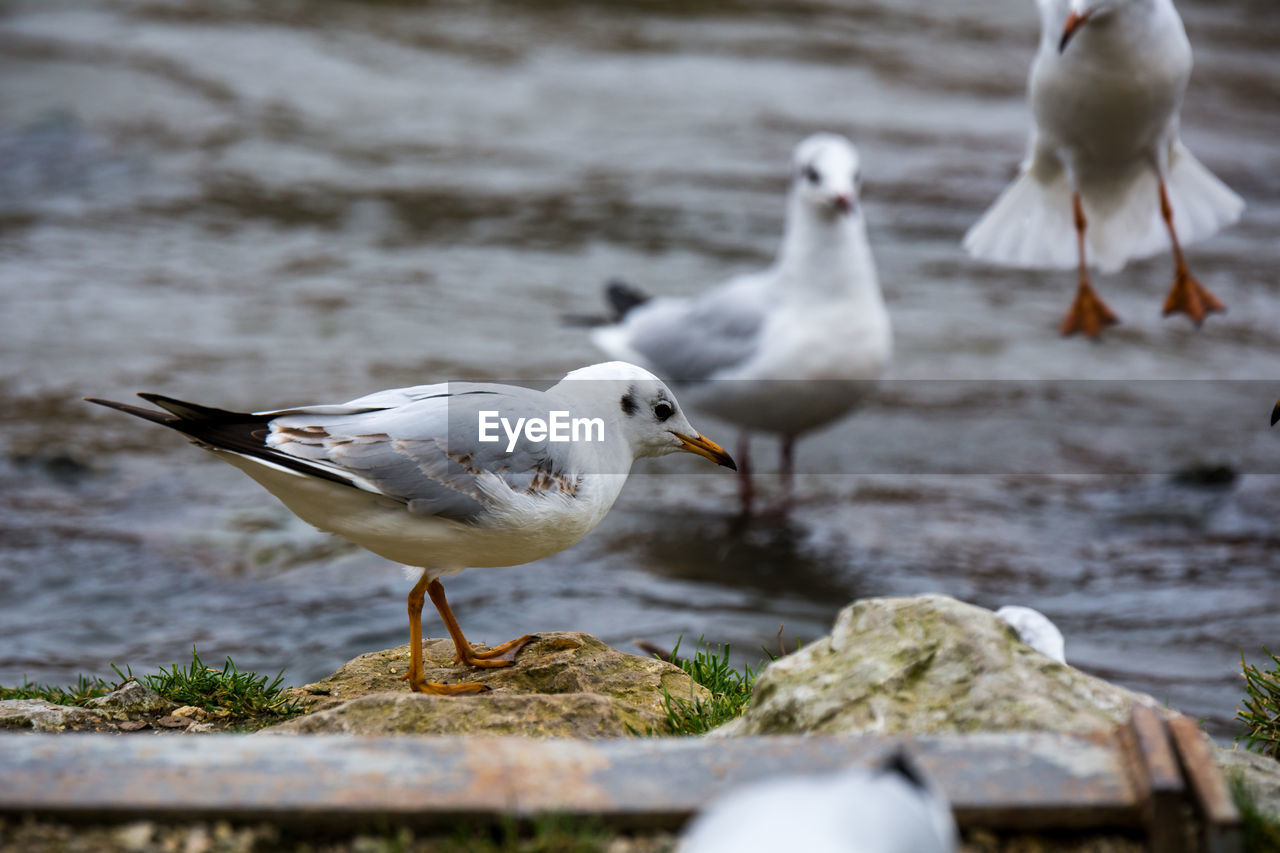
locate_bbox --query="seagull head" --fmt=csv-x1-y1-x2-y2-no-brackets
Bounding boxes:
556,362,736,469
791,133,863,220
1058,0,1128,53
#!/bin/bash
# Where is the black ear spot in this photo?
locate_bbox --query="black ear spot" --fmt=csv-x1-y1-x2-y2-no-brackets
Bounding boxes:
620,388,639,416
654,402,674,422
802,163,820,184
878,749,927,790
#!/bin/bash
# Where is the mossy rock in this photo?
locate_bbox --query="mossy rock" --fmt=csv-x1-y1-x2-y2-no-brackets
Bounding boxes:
715,595,1164,737
270,632,708,737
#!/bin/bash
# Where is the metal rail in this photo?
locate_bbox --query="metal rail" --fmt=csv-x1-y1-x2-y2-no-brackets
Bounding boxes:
0,708,1241,850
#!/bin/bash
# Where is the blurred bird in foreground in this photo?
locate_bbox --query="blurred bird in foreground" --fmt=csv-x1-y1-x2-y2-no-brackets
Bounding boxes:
87,362,734,695
591,133,890,516
678,751,957,853
964,0,1243,338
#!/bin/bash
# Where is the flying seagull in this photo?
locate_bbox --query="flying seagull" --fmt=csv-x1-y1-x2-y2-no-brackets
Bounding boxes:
964,0,1243,338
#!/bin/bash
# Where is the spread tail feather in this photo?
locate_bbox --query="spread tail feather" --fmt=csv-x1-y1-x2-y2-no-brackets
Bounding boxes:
965,144,1243,274
964,166,1077,271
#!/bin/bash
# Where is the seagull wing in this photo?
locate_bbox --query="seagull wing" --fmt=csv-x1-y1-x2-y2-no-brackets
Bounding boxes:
596,274,768,381
265,384,580,523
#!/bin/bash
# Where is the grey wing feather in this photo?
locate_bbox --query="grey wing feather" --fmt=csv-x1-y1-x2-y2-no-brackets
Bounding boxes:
621,276,768,381
265,385,575,524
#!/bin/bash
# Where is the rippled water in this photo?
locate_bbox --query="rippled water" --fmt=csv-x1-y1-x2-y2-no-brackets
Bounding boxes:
1,0,1278,738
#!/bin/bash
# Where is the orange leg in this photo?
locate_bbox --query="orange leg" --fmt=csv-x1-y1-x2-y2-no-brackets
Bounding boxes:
404,573,489,695
426,579,538,668
1158,181,1224,326
1061,194,1119,339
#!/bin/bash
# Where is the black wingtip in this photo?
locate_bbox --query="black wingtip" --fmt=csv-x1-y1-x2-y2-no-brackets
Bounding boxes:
878,748,928,791
84,395,178,427
1271,399,1280,427
605,278,650,321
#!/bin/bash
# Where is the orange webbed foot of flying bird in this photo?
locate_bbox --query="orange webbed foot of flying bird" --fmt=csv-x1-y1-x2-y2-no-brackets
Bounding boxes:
1061,281,1119,339
1161,268,1224,327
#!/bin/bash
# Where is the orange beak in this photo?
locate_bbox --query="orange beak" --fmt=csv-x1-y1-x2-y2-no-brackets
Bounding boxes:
1059,9,1093,53
672,431,737,470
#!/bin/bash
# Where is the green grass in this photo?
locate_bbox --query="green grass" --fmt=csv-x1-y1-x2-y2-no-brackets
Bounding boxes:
0,673,115,706
657,637,761,736
1237,647,1280,760
1,648,302,727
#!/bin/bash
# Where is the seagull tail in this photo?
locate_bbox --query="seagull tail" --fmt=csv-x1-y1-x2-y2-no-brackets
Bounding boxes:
604,278,650,321
1160,142,1244,251
84,396,180,427
963,167,1078,271
559,279,652,328
966,145,1243,275
85,394,275,456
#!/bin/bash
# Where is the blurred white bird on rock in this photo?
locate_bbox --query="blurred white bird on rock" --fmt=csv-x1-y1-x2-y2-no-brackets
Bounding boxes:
678,751,957,853
592,133,891,515
965,0,1243,338
996,604,1067,664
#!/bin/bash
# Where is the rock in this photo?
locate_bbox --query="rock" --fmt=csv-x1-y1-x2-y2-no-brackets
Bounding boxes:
1215,745,1280,822
273,692,670,737
156,715,192,729
86,679,175,718
0,699,105,732
170,705,207,720
269,632,708,737
715,595,1163,737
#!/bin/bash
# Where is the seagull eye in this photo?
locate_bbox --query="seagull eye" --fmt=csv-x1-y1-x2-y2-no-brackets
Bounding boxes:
802,164,820,185
653,402,674,422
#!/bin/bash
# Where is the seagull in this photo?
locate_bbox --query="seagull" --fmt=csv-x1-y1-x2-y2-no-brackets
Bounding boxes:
590,133,891,515
678,750,957,853
995,604,1067,664
964,0,1244,338
86,361,735,696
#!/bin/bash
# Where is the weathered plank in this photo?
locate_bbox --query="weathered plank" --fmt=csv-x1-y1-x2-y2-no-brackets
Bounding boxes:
0,732,1137,830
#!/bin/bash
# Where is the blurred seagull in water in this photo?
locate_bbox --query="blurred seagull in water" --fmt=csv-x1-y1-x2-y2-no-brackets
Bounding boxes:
86,362,734,695
591,133,890,516
964,0,1243,338
678,750,957,853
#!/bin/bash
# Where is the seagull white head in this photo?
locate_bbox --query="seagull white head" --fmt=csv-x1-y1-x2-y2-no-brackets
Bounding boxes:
556,361,736,468
791,133,863,218
1058,0,1146,52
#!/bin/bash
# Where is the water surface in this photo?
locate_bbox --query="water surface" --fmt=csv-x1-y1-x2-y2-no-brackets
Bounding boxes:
1,0,1278,738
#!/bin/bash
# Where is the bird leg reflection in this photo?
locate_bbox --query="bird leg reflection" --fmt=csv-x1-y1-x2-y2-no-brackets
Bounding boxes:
737,433,755,517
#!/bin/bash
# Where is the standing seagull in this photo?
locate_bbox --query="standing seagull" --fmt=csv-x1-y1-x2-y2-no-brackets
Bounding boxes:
964,0,1243,338
591,133,890,515
86,362,735,696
